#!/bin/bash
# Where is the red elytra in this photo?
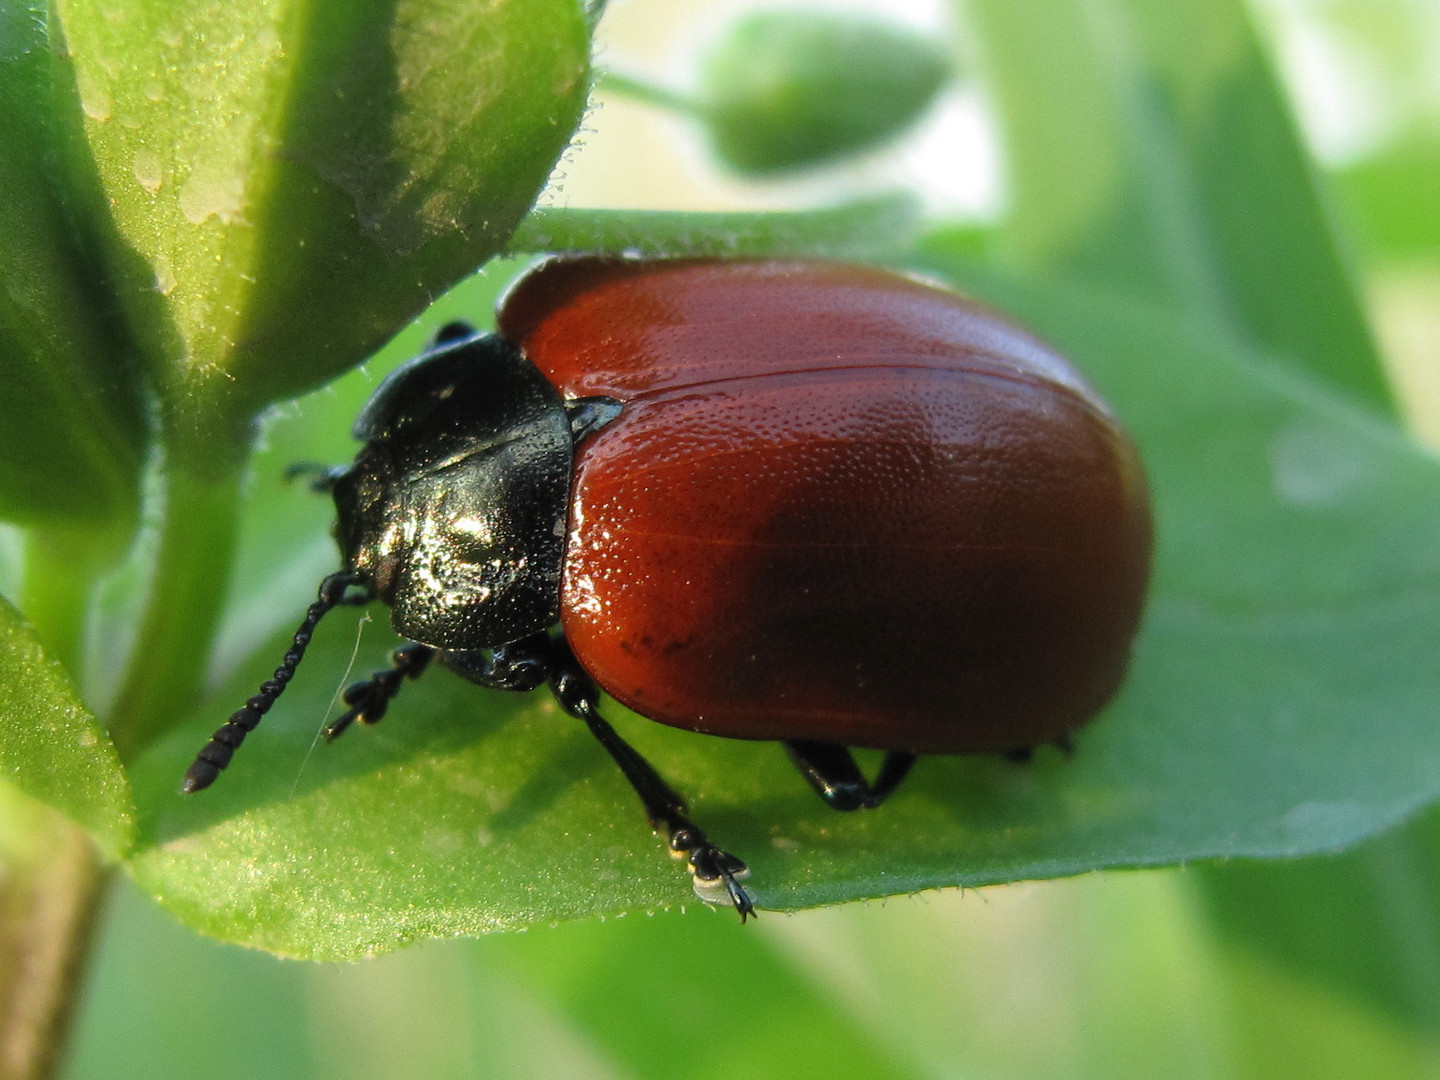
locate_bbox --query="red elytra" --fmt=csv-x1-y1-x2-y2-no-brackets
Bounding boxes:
497,258,1152,754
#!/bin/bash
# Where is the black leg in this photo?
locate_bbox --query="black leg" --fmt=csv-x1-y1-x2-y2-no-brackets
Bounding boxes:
285,629,754,919
785,740,917,811
324,642,436,741
542,638,755,921
438,633,553,693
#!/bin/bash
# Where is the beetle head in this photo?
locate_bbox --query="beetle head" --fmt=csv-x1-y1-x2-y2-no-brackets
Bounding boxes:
330,332,577,650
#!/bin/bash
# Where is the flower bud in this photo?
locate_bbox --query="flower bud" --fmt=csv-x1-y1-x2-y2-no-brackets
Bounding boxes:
700,12,951,175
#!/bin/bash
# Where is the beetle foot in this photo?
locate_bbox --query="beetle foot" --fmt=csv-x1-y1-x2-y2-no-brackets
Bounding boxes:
324,643,434,741
324,684,379,741
1003,736,1076,764
670,826,754,921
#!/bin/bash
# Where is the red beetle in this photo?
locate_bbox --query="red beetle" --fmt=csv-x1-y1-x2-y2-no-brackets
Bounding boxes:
187,258,1152,919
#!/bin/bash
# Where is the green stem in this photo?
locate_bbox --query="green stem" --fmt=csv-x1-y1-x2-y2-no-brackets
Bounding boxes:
108,437,246,759
595,69,703,116
19,530,108,681
510,196,922,260
0,791,109,1080
4,408,251,1075
5,471,134,1080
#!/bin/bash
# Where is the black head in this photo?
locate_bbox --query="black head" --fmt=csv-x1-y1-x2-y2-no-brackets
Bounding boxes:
183,327,581,793
331,330,577,649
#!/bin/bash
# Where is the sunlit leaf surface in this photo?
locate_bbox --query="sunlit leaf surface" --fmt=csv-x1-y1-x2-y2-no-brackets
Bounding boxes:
0,596,133,858
125,269,1440,958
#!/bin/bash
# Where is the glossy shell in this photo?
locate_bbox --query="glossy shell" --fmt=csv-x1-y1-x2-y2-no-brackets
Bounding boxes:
498,258,1151,753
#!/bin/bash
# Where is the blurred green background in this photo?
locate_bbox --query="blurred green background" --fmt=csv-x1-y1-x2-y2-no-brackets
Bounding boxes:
51,0,1440,1075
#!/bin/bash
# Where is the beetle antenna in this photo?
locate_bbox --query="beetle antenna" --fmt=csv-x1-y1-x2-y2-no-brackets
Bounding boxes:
182,570,370,793
282,461,349,493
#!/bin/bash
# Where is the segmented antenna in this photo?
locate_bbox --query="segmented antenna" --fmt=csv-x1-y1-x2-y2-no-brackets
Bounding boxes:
182,570,369,793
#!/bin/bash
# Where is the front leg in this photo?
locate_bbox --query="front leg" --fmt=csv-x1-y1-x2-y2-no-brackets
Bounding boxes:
314,634,530,745
446,634,755,920
316,633,550,742
324,642,436,741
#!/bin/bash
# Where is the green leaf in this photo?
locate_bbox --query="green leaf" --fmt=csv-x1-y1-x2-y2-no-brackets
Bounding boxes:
69,877,928,1080
475,906,931,1080
960,0,1391,410
1333,139,1440,264
0,2,147,532
697,11,951,175
123,266,1440,958
0,593,133,859
944,1,1440,1048
1194,802,1440,1039
54,0,590,429
763,873,1440,1080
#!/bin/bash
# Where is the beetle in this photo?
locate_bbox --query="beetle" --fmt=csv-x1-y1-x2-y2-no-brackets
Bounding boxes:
185,257,1152,919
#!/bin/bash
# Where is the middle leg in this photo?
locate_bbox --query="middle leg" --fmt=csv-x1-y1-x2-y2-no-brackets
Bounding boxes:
785,740,917,811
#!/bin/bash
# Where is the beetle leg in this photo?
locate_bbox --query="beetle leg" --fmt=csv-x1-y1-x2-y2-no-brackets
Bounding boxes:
564,396,623,442
325,633,554,742
439,634,553,692
784,741,917,811
324,642,436,741
544,636,756,922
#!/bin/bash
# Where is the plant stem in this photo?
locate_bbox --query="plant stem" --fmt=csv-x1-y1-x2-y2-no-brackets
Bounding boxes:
107,439,246,759
595,69,702,116
1,495,130,1080
0,792,108,1080
511,196,922,259
19,530,107,681
3,411,249,1075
